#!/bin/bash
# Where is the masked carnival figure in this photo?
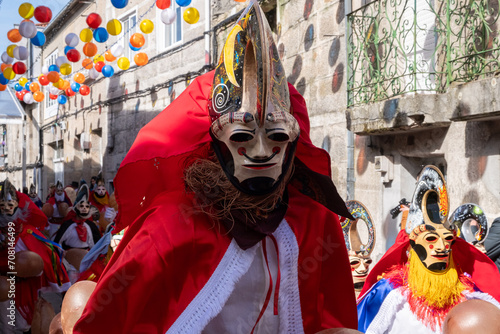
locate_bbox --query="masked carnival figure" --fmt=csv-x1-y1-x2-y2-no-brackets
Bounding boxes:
0,179,69,333
44,181,73,239
74,2,358,333
357,166,500,334
343,201,375,298
28,184,43,209
450,203,488,253
89,175,115,233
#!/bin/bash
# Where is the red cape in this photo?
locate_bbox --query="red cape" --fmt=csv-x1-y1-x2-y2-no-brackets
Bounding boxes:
75,71,357,333
358,230,500,301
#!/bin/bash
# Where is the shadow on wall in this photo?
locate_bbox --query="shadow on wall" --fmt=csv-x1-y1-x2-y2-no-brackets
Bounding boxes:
464,121,496,182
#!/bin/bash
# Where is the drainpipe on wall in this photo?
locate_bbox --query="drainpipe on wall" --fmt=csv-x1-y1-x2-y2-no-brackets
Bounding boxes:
345,0,355,200
205,0,211,69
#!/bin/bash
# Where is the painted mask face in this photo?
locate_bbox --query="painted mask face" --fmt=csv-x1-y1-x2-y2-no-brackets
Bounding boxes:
349,252,373,287
95,185,106,197
76,201,91,216
0,199,18,215
55,188,64,196
411,224,455,271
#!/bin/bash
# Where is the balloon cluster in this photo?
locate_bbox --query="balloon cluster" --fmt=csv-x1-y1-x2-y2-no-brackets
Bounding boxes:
158,0,201,25
0,3,53,92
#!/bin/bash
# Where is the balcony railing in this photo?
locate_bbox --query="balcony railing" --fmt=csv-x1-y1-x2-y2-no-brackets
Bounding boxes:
347,0,500,107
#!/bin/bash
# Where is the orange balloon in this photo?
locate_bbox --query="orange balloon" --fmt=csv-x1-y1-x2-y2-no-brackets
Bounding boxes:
7,29,22,43
82,58,93,70
73,73,85,84
0,84,6,92
29,82,40,92
1,63,12,72
33,91,45,102
55,78,64,89
47,71,60,83
61,281,96,334
134,52,149,66
60,80,70,91
130,33,145,48
83,42,98,57
104,50,116,62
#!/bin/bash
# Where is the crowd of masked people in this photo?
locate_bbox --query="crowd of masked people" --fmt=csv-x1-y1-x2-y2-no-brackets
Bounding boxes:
0,175,122,333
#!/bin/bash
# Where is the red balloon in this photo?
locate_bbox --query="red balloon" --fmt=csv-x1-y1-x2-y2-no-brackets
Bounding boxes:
66,49,81,63
12,62,27,75
79,85,90,96
49,93,58,100
39,75,49,86
34,6,52,23
86,13,102,29
16,91,24,100
94,61,105,72
156,0,171,9
65,88,75,97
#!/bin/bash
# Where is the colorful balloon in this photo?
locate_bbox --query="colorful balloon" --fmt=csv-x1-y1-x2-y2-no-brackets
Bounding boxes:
1,53,13,65
82,58,93,70
16,90,25,100
61,80,70,91
106,19,122,36
117,57,130,70
13,46,29,60
140,19,154,34
79,85,90,96
104,51,116,62
176,0,191,6
60,63,72,76
19,3,35,19
56,56,68,68
66,49,81,63
65,88,75,97
134,53,149,66
86,13,102,29
80,28,93,43
48,64,60,73
183,7,200,24
156,0,171,9
89,68,99,79
19,77,28,87
129,43,141,52
0,63,11,72
19,20,37,38
0,84,7,92
41,65,49,74
15,83,23,91
94,61,105,72
57,95,68,104
65,33,79,47
34,6,52,23
0,74,10,85
83,43,98,57
161,8,177,25
23,92,34,104
70,82,81,93
93,28,109,43
7,29,22,43
3,68,15,80
49,93,57,100
64,46,75,55
29,82,40,92
93,55,104,63
24,82,31,90
110,44,124,57
33,91,45,102
49,86,59,95
101,65,114,77
38,74,49,86
47,71,59,83
111,0,129,9
130,33,146,48
13,62,27,75
31,31,46,47
73,73,85,84
53,78,62,88
6,45,16,58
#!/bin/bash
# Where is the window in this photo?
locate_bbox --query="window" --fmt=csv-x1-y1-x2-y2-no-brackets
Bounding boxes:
44,49,59,118
51,140,64,161
157,3,182,51
120,11,137,61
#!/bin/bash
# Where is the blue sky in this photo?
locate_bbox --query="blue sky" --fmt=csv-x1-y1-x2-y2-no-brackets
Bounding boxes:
0,0,70,54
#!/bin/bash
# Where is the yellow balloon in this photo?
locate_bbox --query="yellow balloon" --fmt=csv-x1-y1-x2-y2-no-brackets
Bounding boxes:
53,78,63,88
117,57,130,70
60,63,72,76
7,45,17,58
19,3,35,19
3,68,15,80
183,7,200,25
80,28,93,43
106,19,122,36
140,19,154,34
93,54,104,63
19,77,28,87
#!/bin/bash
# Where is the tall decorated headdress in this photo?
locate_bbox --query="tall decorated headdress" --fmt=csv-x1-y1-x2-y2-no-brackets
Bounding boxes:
29,183,36,194
74,183,92,219
0,179,18,203
208,0,300,195
450,204,488,244
56,180,64,191
342,200,376,257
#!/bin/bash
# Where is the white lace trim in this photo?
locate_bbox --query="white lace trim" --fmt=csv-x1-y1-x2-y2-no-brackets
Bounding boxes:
275,220,305,334
366,288,407,334
166,238,258,334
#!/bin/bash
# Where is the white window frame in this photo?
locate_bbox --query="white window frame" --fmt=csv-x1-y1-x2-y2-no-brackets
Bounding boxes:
119,8,138,61
156,3,183,52
44,49,59,119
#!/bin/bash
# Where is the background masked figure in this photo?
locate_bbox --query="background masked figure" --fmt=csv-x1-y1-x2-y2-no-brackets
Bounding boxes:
0,179,69,332
44,181,73,239
450,203,488,253
89,175,115,233
342,201,375,298
356,166,500,334
74,2,358,333
28,184,43,209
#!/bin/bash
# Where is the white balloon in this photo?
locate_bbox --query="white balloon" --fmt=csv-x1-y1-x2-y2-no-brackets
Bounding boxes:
161,8,177,25
41,65,49,75
1,52,13,64
19,20,37,39
49,86,59,95
65,33,79,47
23,92,34,104
13,46,29,61
89,68,99,79
110,44,124,57
56,56,69,68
